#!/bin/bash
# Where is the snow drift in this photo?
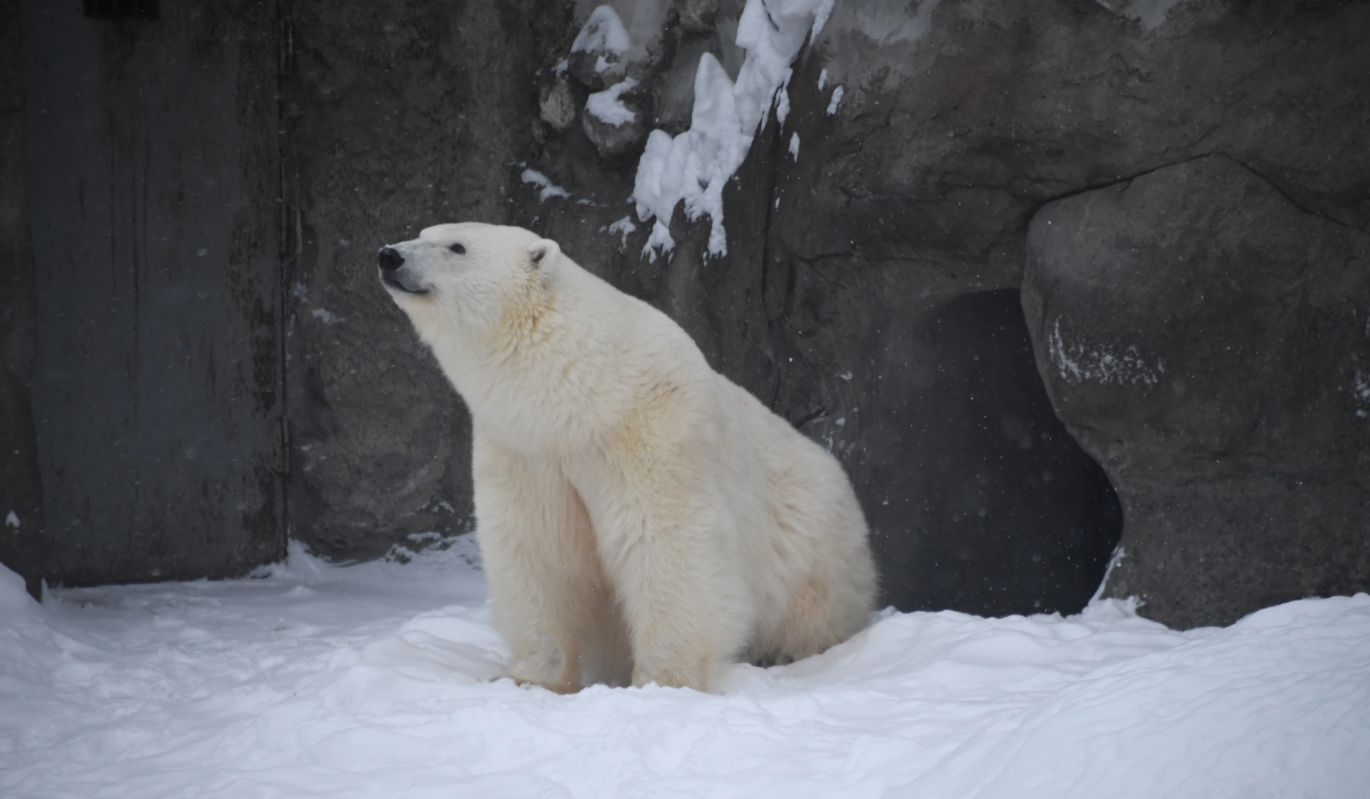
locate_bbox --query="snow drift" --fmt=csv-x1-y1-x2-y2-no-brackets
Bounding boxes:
2,539,1367,798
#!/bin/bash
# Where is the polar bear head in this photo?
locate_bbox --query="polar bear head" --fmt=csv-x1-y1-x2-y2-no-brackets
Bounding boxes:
378,222,562,342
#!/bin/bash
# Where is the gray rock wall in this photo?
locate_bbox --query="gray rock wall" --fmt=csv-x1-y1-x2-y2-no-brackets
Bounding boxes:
488,0,1131,615
1024,155,1370,628
282,0,566,559
500,0,1370,620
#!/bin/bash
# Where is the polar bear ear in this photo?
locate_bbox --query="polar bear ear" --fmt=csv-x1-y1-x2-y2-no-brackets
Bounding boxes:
528,238,560,270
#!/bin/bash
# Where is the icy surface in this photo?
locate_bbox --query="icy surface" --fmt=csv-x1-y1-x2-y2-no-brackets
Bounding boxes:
4,541,1369,798
631,0,835,260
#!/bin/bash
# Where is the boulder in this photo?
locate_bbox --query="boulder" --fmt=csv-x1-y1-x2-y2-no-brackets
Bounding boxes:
1023,155,1370,628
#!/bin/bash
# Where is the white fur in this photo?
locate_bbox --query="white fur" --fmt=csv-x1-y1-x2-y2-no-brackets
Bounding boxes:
381,222,877,692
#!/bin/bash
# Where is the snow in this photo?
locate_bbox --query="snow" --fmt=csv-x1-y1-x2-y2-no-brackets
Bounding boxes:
1049,316,1165,387
631,0,834,260
570,5,631,57
810,0,836,39
774,71,793,127
585,77,638,126
826,84,844,115
4,511,17,528
789,132,800,160
606,215,637,248
520,168,571,202
309,307,343,325
4,541,1369,798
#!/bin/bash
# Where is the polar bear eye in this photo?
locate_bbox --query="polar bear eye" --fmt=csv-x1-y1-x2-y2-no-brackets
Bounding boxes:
449,243,466,255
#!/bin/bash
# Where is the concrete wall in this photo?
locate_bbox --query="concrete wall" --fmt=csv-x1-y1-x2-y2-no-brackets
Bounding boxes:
18,0,286,586
0,0,45,598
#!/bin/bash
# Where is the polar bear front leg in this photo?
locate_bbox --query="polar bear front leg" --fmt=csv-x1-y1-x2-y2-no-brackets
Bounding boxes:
583,469,753,693
473,435,629,693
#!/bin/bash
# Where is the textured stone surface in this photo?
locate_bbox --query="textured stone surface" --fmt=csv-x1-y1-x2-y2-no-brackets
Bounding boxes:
1023,155,1370,628
505,0,1369,618
505,1,1132,615
803,0,1370,278
281,0,566,560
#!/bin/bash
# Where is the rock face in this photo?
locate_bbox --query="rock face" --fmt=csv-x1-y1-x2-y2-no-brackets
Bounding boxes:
504,0,1369,620
281,0,565,560
1023,156,1370,628
279,0,1369,621
5,0,1368,626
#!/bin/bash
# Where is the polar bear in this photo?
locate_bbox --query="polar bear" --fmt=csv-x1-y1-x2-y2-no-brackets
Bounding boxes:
378,222,877,693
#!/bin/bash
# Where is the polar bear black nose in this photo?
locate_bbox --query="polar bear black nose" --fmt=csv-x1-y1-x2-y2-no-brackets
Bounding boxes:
378,247,404,271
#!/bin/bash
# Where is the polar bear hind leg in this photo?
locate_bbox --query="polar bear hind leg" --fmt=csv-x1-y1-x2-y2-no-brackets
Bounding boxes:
756,448,879,666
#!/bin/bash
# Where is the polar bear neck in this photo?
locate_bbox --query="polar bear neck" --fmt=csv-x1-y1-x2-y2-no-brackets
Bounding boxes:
425,255,666,454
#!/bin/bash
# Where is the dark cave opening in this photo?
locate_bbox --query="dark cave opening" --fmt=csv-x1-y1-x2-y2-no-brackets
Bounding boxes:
865,289,1123,617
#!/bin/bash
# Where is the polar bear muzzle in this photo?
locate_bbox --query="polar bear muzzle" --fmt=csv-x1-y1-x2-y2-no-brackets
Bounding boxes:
377,246,429,295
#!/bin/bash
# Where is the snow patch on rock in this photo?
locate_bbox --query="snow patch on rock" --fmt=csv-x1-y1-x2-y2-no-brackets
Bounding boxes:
811,0,836,38
775,70,793,128
605,216,637,249
571,6,631,57
630,0,835,260
586,77,639,126
826,84,844,115
1050,317,1165,387
520,169,571,202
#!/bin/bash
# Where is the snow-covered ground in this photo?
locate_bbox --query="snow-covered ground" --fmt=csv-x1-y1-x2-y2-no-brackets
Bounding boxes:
2,539,1368,798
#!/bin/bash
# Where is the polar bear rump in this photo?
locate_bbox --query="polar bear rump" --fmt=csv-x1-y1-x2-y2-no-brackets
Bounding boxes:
379,222,877,692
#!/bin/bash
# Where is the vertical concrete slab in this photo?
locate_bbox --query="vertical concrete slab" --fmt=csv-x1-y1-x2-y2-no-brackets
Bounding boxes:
0,0,46,597
22,1,285,584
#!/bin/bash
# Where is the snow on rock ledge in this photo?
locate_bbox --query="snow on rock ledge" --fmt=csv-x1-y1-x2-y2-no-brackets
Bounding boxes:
568,5,633,89
631,0,835,260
